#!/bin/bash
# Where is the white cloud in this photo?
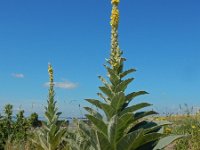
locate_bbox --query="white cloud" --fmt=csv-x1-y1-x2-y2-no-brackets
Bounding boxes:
12,73,24,78
44,81,78,89
54,81,78,89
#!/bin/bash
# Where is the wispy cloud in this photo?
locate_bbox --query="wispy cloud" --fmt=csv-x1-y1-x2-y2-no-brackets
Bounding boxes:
12,73,25,78
54,81,78,89
44,81,78,90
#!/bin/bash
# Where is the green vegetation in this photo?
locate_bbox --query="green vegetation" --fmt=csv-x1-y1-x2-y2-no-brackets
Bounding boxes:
31,64,67,150
0,104,40,149
0,0,188,149
162,108,200,150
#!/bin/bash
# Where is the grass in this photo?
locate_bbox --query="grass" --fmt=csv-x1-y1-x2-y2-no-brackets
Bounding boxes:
154,111,200,150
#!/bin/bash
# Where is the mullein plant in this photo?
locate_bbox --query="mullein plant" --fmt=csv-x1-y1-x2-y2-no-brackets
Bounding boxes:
80,0,183,149
31,64,67,150
65,119,92,150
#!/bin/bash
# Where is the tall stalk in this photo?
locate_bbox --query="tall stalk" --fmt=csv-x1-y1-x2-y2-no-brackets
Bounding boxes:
31,64,67,150
80,1,183,150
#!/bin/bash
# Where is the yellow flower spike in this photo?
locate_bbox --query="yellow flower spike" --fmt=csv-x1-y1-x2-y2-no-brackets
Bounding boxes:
111,0,120,4
110,7,119,27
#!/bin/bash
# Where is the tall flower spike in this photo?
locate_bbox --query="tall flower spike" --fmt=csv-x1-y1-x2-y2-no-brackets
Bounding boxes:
48,63,54,97
31,64,67,149
110,7,119,27
110,0,123,72
48,63,54,84
83,1,183,149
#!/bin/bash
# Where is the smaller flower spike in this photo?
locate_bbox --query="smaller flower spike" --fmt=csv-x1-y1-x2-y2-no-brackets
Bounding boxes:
48,63,54,84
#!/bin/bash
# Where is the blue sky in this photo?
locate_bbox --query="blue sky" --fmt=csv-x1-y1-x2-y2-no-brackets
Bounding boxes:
0,0,200,117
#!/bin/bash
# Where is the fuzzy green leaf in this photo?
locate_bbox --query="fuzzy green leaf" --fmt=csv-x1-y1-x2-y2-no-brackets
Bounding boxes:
99,86,114,98
98,76,110,88
153,135,185,150
84,107,103,120
115,78,134,92
134,111,158,120
96,131,112,150
120,68,136,78
126,91,148,103
106,66,120,86
107,115,118,147
86,114,107,136
117,129,144,150
116,113,133,141
85,99,103,109
120,102,152,116
85,99,115,119
111,92,126,112
97,92,110,103
133,133,163,149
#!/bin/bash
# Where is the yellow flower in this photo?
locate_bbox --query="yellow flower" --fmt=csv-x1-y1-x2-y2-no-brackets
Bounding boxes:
166,128,171,131
192,125,196,129
110,7,119,27
112,0,120,4
165,128,172,132
164,127,172,134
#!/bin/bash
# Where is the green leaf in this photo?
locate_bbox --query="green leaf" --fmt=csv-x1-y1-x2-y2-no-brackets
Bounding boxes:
99,86,114,98
126,91,148,103
115,78,134,92
133,132,163,149
106,66,120,86
85,99,115,119
107,115,118,147
98,76,110,88
79,121,91,138
100,104,116,120
84,107,103,120
96,131,112,150
142,121,171,134
111,92,126,112
116,113,133,141
48,124,57,141
120,68,136,78
153,135,185,150
85,99,103,109
127,111,159,132
97,92,110,103
38,134,49,150
86,114,107,136
79,122,97,149
117,129,144,150
120,103,152,116
134,111,158,120
52,128,67,149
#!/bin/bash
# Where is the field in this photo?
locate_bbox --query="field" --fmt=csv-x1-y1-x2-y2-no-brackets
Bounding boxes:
0,103,198,149
165,114,200,150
